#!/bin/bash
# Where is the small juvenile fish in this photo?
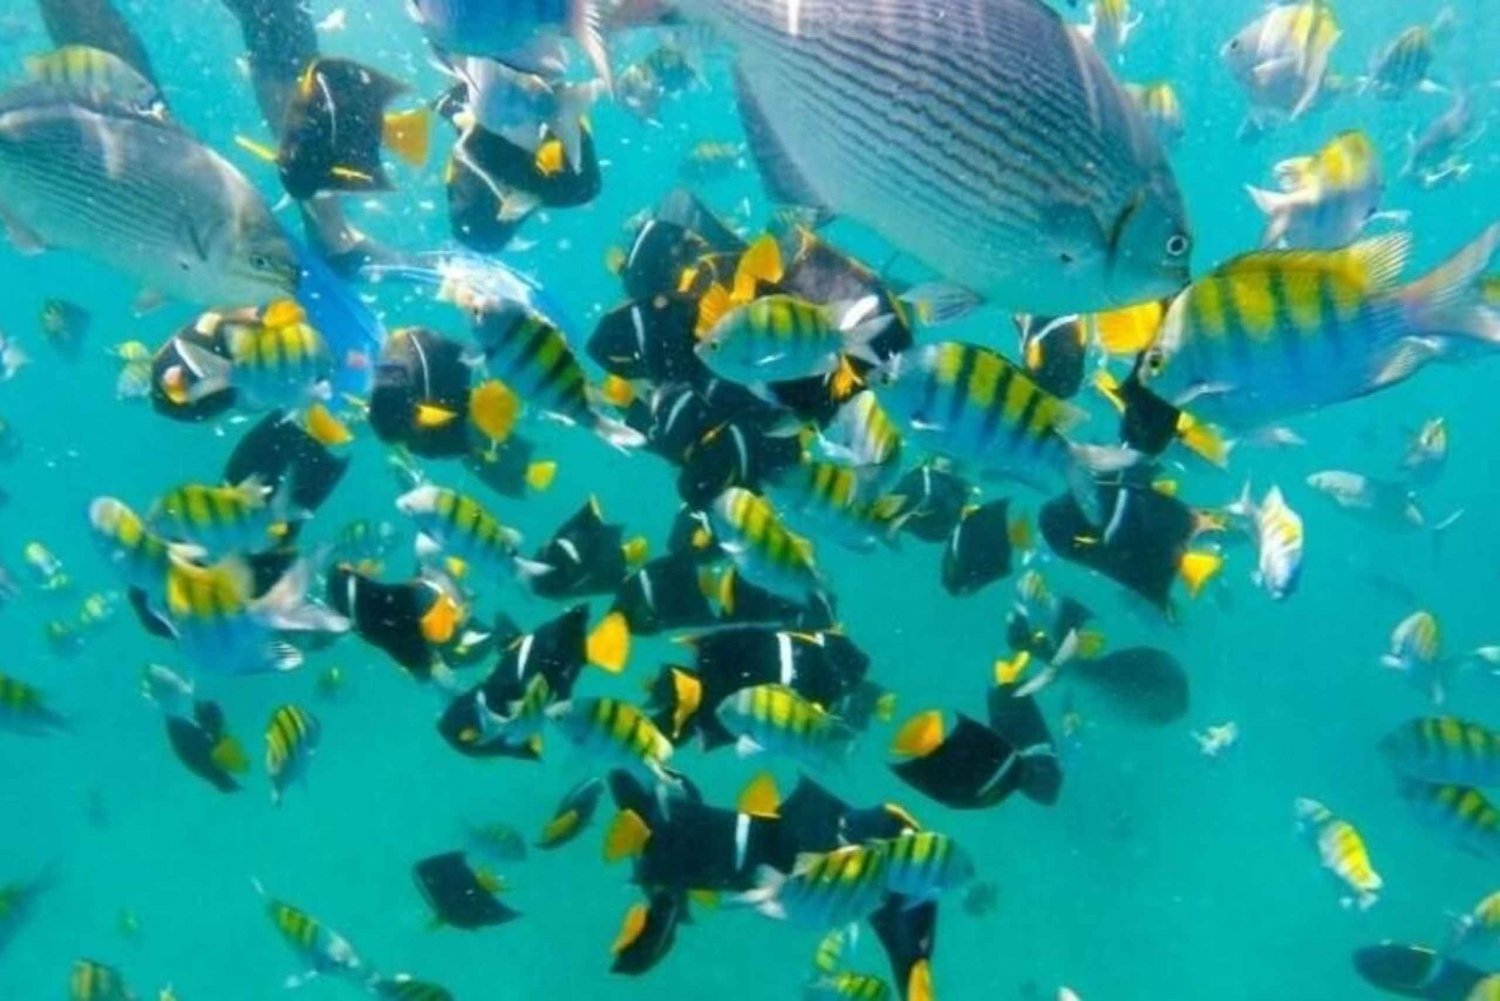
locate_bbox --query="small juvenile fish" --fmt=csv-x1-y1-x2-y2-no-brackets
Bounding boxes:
0,670,68,735
1448,889,1500,959
1377,610,1499,706
39,298,90,357
804,971,892,1000
265,704,321,806
1224,484,1304,600
1305,471,1428,533
536,777,604,850
1192,721,1240,758
22,541,67,590
467,821,528,863
1403,91,1478,188
1295,797,1382,910
679,140,744,182
371,974,455,1001
255,882,367,989
1400,417,1448,485
1363,9,1453,100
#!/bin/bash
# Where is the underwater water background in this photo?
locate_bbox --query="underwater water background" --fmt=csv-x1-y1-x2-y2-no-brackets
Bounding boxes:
0,0,1499,998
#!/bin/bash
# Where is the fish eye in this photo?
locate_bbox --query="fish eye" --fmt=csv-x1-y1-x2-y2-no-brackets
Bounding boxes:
1144,349,1165,375
1165,233,1190,258
249,253,272,271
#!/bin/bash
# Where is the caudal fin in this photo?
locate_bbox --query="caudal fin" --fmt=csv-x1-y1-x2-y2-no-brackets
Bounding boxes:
1401,222,1500,350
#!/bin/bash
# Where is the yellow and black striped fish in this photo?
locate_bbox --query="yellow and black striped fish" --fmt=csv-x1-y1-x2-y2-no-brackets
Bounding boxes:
713,683,857,771
805,971,893,1000
396,484,523,576
881,831,976,902
1380,717,1500,788
472,306,642,449
1401,781,1500,860
878,341,1121,501
707,487,825,607
1295,798,1382,909
743,842,891,928
266,704,321,806
151,476,287,555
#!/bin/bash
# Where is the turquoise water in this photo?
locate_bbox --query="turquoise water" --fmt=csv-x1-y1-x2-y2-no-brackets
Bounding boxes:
0,1,1498,998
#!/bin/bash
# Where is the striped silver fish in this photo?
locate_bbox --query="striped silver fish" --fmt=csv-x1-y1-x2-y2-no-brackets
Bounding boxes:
0,85,298,308
680,0,1190,315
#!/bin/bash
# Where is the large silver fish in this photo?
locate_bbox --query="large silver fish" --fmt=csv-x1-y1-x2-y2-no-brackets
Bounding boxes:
679,0,1191,315
0,82,298,308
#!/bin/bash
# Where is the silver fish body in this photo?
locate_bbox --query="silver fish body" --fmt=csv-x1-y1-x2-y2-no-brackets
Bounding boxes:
683,0,1190,314
0,89,297,307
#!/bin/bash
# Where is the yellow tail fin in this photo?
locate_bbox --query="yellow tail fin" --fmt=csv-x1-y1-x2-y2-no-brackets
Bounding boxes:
603,808,652,862
526,461,558,492
1178,550,1223,598
737,772,781,818
586,611,631,674
305,402,353,447
890,710,945,758
382,108,431,167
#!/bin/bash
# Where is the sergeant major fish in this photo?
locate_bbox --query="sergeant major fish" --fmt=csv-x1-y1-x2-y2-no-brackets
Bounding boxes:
265,704,321,806
1224,484,1304,600
1295,797,1382,910
1361,8,1454,101
175,301,333,411
1245,131,1400,250
878,341,1136,513
706,487,827,607
714,683,858,770
672,0,1190,315
1380,717,1500,789
1221,2,1341,142
253,882,367,990
1138,228,1500,430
